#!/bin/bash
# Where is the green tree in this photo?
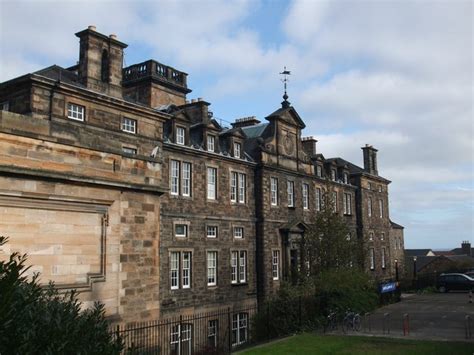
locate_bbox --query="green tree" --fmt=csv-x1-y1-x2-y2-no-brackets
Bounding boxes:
302,187,364,279
0,236,122,354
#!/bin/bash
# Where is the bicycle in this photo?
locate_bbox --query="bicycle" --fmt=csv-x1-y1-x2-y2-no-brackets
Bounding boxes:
324,310,338,333
342,310,361,333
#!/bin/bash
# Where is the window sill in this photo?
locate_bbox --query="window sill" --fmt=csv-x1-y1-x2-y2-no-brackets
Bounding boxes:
231,282,248,287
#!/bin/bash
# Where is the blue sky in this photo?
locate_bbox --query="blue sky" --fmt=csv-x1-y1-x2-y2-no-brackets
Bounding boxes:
0,0,472,249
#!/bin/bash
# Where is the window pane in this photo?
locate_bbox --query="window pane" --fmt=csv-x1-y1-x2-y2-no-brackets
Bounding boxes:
239,251,246,282
171,160,180,195
238,173,246,203
170,252,179,289
270,177,278,205
182,252,191,288
230,172,237,202
207,167,217,200
176,127,185,145
207,135,215,152
182,162,191,196
231,251,238,283
287,181,294,207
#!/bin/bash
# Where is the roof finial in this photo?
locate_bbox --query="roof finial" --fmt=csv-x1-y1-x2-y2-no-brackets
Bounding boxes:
280,66,291,108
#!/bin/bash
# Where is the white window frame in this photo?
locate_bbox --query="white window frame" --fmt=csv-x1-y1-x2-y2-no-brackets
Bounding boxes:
270,177,278,206
287,180,294,207
233,227,244,239
231,251,238,284
316,165,322,177
207,225,218,238
175,224,188,238
332,191,337,212
170,160,192,197
170,323,192,354
207,135,215,152
379,199,384,218
207,167,217,200
208,320,218,348
369,232,374,241
207,251,217,286
272,250,280,280
121,117,137,134
171,160,180,195
0,101,9,111
122,147,137,155
239,251,247,283
234,142,241,158
368,197,372,217
176,126,185,145
331,169,337,181
67,103,85,121
232,313,248,346
238,173,246,203
315,187,321,211
170,252,179,290
230,172,237,202
381,248,386,269
343,193,352,215
344,173,349,184
302,183,309,210
370,248,375,270
381,232,385,241
182,251,191,288
231,250,247,284
182,162,191,197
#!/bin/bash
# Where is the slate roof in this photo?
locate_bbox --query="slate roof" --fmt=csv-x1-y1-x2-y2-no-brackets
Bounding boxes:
35,65,81,86
451,247,474,256
241,123,268,139
405,249,433,257
390,220,404,229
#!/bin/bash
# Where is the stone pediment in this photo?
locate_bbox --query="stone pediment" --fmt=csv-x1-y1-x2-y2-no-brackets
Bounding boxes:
173,110,192,123
266,106,306,129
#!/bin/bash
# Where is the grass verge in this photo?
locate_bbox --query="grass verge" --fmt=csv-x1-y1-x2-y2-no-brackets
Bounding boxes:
239,333,473,355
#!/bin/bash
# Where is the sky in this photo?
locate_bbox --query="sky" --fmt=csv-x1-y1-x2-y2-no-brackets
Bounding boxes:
0,0,472,249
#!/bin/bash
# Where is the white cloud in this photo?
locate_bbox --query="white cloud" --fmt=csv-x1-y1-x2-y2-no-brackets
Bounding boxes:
0,0,472,248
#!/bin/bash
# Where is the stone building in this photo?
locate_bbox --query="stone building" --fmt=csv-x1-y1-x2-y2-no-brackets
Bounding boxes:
0,27,404,323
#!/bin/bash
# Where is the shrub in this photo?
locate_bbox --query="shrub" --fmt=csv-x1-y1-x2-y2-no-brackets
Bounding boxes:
0,236,122,354
251,269,378,341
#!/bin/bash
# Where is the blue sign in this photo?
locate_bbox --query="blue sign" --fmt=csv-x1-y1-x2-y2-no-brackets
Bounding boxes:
380,282,397,294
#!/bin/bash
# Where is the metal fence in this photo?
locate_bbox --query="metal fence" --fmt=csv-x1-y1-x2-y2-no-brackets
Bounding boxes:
335,311,473,341
111,306,258,354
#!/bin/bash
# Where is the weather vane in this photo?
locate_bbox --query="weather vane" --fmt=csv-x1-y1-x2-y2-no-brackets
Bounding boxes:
279,66,291,108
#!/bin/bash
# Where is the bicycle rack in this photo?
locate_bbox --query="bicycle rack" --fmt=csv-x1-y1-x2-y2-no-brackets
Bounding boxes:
383,313,390,334
465,315,472,339
403,313,409,336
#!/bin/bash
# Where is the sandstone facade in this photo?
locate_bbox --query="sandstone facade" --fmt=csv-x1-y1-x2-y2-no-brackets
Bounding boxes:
0,26,404,323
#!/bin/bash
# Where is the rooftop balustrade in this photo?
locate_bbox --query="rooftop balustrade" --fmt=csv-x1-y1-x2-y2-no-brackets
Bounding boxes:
122,60,187,88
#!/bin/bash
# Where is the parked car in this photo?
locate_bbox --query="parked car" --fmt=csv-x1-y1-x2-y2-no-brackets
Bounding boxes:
436,273,474,293
464,271,474,278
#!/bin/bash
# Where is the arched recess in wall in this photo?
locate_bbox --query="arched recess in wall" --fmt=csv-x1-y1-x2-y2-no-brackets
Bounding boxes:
101,49,109,83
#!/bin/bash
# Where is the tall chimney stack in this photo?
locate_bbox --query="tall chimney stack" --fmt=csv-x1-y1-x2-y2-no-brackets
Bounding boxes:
361,144,378,176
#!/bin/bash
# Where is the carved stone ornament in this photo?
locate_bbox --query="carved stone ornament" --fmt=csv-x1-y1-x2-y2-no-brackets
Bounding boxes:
284,133,295,155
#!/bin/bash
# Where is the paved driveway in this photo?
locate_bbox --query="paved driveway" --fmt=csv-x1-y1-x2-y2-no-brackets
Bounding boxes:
356,293,474,342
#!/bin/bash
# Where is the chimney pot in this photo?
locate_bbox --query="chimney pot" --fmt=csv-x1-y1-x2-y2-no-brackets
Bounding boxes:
109,34,117,40
198,97,203,101
88,25,97,31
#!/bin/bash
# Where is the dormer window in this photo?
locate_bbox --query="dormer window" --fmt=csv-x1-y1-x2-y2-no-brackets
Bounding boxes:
343,173,349,184
331,169,337,181
234,142,241,158
207,135,215,152
316,165,322,177
176,126,185,145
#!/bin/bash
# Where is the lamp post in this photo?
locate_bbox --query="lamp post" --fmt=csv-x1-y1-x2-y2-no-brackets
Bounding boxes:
395,259,399,282
413,256,417,290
